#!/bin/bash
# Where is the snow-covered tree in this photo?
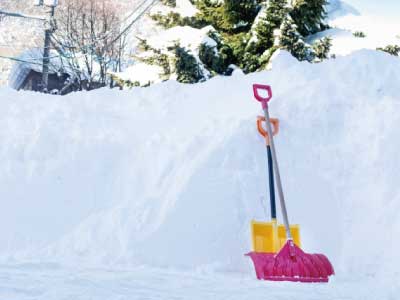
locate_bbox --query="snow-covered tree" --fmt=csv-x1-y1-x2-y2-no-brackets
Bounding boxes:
161,0,176,7
199,42,233,75
223,0,258,29
291,0,328,36
133,0,332,85
377,45,400,56
278,15,314,62
174,44,204,83
313,36,332,61
255,0,289,51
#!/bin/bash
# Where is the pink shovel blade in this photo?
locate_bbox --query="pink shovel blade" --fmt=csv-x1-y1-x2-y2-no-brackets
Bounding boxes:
246,241,334,283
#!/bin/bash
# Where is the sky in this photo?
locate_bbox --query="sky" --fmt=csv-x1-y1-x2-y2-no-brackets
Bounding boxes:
344,0,400,20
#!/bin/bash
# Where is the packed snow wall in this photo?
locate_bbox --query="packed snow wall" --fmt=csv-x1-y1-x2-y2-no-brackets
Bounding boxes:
0,50,399,287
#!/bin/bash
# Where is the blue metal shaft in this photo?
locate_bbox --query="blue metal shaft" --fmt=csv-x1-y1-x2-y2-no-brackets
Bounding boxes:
267,145,277,219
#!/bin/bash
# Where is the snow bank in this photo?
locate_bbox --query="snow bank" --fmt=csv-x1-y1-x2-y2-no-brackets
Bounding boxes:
315,0,400,56
311,16,400,56
0,50,400,291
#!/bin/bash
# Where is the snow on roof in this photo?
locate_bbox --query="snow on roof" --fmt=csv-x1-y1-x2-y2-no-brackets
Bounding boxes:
8,48,67,90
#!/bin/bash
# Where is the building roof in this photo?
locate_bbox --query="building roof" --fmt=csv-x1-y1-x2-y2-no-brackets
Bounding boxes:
8,48,68,90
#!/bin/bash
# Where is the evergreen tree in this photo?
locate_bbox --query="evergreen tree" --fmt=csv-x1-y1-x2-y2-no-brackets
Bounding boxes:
278,16,314,61
353,31,367,38
195,0,229,32
377,45,400,56
161,0,176,7
195,0,259,33
133,39,172,80
242,52,261,73
223,0,258,28
127,0,332,86
291,0,328,36
174,45,203,83
313,36,332,61
255,0,289,52
199,43,234,74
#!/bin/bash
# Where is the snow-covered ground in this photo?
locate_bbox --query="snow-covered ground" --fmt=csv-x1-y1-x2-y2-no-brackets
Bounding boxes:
0,49,399,298
0,264,392,300
310,0,400,56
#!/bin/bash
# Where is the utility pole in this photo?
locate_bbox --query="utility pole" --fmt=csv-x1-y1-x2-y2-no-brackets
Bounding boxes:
39,0,58,92
41,6,55,92
0,1,57,92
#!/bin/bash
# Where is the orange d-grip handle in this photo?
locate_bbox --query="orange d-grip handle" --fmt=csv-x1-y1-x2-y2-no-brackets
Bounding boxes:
257,116,279,145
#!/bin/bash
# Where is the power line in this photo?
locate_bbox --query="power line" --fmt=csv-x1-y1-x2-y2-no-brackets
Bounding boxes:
1,0,159,55
0,44,32,47
50,0,159,56
0,54,43,66
103,0,159,51
60,0,159,46
0,9,46,21
120,0,154,28
1,0,160,75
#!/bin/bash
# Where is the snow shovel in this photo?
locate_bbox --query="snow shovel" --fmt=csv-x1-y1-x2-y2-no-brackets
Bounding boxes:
251,116,301,254
247,84,334,283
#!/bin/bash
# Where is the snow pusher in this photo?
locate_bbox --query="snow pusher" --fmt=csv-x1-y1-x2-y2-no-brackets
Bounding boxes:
251,116,301,254
246,84,334,283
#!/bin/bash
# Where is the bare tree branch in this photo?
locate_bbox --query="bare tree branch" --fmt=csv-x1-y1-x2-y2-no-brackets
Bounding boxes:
52,0,128,90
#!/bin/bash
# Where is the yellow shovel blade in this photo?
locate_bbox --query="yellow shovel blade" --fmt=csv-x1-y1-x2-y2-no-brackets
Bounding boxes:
251,220,301,253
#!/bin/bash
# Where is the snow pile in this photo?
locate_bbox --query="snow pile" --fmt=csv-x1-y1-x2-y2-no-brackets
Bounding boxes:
0,50,400,293
311,0,400,56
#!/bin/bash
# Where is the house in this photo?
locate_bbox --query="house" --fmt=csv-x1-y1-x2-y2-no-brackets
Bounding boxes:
8,48,71,94
12,68,70,93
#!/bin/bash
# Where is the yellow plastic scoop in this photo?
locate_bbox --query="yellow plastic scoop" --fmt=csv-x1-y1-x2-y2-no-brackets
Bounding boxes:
251,220,301,253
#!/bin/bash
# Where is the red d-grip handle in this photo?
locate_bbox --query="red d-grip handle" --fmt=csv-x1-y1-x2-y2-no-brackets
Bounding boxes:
253,84,272,109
